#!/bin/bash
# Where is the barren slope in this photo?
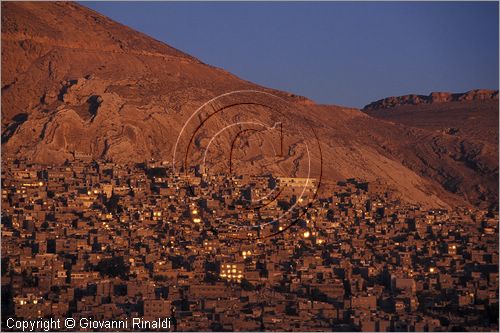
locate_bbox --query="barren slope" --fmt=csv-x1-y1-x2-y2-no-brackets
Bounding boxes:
2,2,497,209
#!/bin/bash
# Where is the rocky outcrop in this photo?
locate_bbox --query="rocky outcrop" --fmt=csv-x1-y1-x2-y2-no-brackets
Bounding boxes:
363,89,499,110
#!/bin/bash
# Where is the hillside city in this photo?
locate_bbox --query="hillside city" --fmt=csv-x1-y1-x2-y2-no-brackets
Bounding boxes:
1,158,498,331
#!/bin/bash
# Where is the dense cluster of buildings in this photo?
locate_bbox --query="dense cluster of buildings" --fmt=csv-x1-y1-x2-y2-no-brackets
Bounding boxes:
1,159,498,331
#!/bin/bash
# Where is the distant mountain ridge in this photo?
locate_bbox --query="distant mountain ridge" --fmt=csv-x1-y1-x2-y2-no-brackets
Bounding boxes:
364,89,499,111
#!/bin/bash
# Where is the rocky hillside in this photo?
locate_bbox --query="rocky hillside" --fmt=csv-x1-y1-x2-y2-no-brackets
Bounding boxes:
1,2,498,209
363,96,498,210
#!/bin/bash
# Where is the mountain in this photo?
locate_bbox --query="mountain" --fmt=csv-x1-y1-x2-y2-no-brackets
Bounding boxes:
363,89,498,111
362,93,498,210
1,1,498,209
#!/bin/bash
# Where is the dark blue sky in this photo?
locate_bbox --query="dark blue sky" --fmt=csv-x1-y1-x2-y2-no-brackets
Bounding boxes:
83,1,499,108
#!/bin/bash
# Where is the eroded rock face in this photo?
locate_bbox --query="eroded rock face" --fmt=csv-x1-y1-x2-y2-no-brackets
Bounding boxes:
363,89,499,110
1,2,498,209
